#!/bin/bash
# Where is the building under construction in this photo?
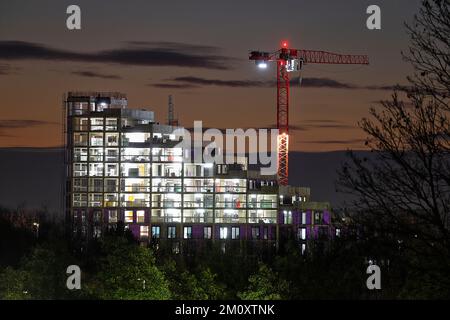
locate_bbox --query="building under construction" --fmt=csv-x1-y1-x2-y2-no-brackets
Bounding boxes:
64,92,336,253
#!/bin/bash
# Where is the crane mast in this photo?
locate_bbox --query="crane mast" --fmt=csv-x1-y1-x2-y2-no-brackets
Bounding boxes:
249,41,369,185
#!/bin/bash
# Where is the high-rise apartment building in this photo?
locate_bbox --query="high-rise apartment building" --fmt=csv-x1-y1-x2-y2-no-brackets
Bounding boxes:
64,92,335,252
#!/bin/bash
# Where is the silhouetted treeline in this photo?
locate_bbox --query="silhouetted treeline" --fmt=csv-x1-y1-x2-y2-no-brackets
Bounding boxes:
0,208,448,300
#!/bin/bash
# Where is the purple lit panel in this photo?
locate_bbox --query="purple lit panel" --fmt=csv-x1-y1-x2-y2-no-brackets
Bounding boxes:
192,225,204,239
129,224,140,239
277,211,284,224
323,210,330,224
293,211,300,225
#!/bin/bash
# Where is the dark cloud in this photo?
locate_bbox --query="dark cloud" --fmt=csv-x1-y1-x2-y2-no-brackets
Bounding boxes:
0,119,58,137
261,124,308,131
149,83,200,89
291,77,355,89
126,41,220,53
71,70,122,80
0,41,233,70
169,76,267,88
155,76,397,91
365,84,407,91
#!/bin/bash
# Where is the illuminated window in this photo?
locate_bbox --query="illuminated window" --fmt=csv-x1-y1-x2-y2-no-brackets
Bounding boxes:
183,226,192,239
302,212,307,225
137,210,145,223
167,226,176,239
219,227,228,239
89,148,103,162
152,226,160,238
105,163,118,177
203,227,212,239
105,118,117,131
73,193,87,207
298,227,306,240
108,210,118,223
231,227,240,240
105,133,119,146
74,133,88,146
74,148,88,161
105,148,119,162
89,163,103,176
123,132,149,143
73,117,89,131
73,178,87,191
284,210,292,224
336,228,341,237
125,210,133,223
93,226,101,238
88,193,102,207
104,193,118,207
140,226,149,238
90,133,103,146
90,118,104,131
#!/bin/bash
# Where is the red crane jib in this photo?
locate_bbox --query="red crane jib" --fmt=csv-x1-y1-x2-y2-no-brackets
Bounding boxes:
249,46,369,186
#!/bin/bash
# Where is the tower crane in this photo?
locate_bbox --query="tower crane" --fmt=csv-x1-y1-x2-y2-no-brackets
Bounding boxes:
249,41,369,185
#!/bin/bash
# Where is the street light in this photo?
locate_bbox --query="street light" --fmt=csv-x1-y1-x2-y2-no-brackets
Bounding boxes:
32,222,39,238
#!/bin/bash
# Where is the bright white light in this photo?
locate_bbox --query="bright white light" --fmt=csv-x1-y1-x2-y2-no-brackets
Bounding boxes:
204,163,214,168
257,62,268,69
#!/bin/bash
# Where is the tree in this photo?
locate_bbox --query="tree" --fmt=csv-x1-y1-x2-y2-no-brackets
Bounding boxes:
86,237,171,300
0,242,77,300
161,258,226,300
238,263,289,300
403,0,450,104
0,267,30,299
338,0,450,297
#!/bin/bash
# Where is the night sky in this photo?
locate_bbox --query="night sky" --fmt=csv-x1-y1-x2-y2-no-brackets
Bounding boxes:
0,0,421,151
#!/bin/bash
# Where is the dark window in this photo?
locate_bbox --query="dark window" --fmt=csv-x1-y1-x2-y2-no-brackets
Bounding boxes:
93,210,102,223
251,227,260,240
263,227,269,240
314,212,322,224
